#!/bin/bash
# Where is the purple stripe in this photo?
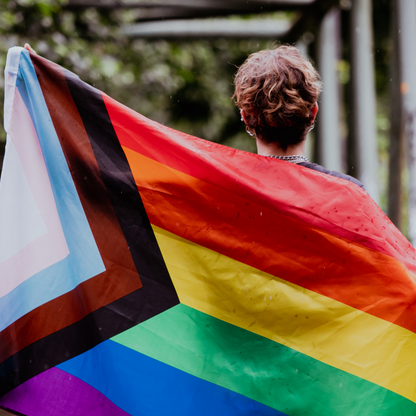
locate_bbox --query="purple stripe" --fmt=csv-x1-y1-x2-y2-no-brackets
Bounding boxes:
0,367,129,416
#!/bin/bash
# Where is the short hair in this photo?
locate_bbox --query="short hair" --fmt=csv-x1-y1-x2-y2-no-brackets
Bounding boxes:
233,45,322,150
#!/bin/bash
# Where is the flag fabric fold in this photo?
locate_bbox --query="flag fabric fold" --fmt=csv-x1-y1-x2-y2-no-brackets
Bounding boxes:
1,47,416,415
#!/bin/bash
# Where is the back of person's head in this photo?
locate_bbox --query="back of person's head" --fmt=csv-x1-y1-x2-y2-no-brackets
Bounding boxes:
233,45,322,150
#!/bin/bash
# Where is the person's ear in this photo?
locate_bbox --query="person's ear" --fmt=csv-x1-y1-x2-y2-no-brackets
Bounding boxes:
240,109,248,124
310,102,319,123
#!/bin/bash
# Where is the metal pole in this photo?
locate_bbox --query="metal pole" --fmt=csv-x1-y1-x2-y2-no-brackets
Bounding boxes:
122,18,292,38
387,1,404,229
350,0,379,203
396,0,416,244
317,7,342,171
296,39,314,162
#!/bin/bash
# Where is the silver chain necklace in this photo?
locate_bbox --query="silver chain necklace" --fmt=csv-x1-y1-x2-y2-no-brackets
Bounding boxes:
266,155,310,164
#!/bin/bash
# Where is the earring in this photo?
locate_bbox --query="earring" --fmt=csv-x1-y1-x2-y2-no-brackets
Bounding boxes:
245,126,255,137
308,123,315,132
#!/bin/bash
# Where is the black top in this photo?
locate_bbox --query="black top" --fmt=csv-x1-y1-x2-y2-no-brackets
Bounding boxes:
298,162,365,190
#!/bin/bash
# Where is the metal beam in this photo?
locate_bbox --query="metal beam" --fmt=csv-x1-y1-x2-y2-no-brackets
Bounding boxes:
122,7,290,22
350,0,379,203
67,0,315,9
122,18,292,38
66,0,315,21
279,0,340,44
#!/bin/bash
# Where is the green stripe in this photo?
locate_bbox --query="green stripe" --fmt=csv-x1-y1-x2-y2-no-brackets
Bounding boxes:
112,304,416,416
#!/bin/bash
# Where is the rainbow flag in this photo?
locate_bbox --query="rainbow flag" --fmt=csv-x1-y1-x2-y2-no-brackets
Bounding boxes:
1,47,416,416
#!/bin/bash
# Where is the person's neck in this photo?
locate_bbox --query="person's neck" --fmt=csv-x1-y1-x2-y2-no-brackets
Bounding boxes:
255,137,306,157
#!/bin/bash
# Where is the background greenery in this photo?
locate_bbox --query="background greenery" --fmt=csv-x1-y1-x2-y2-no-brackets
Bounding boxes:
0,0,277,152
0,0,396,215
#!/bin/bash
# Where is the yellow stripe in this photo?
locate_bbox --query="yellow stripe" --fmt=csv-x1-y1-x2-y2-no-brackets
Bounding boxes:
153,225,416,403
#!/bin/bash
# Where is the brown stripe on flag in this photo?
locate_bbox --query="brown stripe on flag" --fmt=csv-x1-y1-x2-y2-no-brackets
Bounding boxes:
0,52,178,395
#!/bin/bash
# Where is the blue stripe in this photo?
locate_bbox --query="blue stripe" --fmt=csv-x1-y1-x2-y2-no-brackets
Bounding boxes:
58,340,286,416
0,48,105,330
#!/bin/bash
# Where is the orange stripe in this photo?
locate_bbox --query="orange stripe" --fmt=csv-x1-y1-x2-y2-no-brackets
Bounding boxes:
123,147,416,333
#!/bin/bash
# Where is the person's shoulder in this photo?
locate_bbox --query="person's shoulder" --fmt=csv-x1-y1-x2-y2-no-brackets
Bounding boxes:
297,162,365,190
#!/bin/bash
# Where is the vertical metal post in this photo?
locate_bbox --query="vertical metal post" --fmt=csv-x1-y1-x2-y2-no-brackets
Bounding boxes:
388,2,404,229
296,39,314,162
317,7,342,171
396,0,416,244
350,0,379,203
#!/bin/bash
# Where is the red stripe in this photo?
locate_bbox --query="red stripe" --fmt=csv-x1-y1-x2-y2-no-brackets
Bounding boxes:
102,94,416,276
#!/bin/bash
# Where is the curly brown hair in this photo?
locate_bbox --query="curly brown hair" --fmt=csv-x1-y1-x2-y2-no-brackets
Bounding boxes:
233,45,322,150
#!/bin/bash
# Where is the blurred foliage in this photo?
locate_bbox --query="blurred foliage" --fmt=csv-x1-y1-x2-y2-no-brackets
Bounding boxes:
376,97,390,212
372,0,391,96
0,0,275,155
0,0,394,150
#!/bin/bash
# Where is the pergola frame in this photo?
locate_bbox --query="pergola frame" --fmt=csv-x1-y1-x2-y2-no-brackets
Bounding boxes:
51,0,416,235
66,0,316,21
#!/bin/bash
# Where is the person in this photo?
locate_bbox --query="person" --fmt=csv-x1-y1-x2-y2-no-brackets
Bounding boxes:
233,45,364,189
